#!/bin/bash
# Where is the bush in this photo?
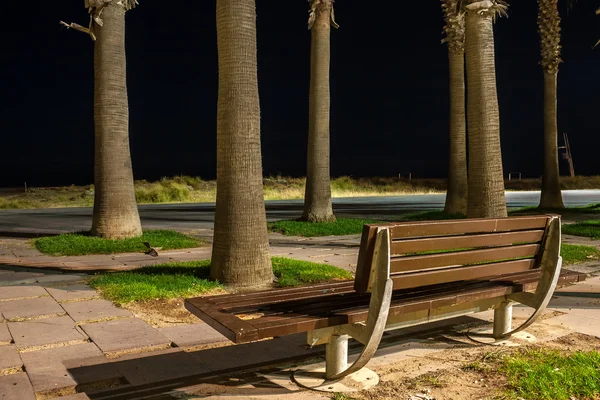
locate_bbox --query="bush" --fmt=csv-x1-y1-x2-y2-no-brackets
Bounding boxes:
135,181,191,203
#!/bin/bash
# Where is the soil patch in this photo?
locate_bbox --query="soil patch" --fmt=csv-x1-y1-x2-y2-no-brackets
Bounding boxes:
357,333,600,400
123,297,219,327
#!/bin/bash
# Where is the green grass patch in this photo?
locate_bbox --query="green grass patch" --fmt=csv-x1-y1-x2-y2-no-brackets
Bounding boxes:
269,212,464,237
501,349,600,400
562,220,600,239
397,210,465,221
560,243,600,264
510,203,600,216
90,258,353,304
90,260,221,304
268,218,380,237
34,230,203,256
272,257,353,287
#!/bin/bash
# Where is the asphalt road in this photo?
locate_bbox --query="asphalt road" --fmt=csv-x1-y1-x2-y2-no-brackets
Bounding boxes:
0,190,599,235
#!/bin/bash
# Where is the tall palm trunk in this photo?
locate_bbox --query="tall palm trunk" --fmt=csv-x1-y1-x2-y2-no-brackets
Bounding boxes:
442,0,468,215
538,0,564,208
90,1,142,239
302,0,337,223
464,1,507,218
211,0,273,290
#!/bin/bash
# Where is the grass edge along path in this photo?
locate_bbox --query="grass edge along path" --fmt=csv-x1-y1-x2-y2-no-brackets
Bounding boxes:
89,257,353,304
268,211,464,237
34,230,204,256
500,348,600,400
562,219,600,239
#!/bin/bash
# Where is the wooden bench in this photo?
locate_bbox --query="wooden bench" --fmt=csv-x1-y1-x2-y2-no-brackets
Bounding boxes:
185,215,586,387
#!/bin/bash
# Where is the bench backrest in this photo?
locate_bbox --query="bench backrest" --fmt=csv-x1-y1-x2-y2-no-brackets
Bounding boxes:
354,215,557,294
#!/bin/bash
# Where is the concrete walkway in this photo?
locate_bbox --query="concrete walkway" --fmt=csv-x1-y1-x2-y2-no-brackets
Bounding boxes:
1,232,600,399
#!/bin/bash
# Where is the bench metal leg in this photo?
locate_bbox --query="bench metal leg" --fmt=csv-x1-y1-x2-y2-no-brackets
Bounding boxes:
493,301,512,338
326,334,349,379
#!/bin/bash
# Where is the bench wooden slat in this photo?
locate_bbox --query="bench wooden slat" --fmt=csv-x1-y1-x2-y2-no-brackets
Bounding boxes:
389,243,541,273
185,269,583,343
391,230,545,255
206,281,352,304
241,270,547,327
216,282,355,309
254,270,580,336
388,216,549,239
389,258,537,290
355,216,549,293
185,298,260,343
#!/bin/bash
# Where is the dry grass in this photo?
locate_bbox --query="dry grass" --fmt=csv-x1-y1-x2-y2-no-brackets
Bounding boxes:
1,175,599,209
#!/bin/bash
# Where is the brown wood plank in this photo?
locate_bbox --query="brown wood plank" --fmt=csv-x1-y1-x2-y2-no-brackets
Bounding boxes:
207,281,353,305
234,279,498,321
215,283,355,309
390,244,540,273
390,259,537,290
354,224,380,293
391,230,545,255
211,269,581,342
184,298,260,343
388,216,549,239
343,270,579,324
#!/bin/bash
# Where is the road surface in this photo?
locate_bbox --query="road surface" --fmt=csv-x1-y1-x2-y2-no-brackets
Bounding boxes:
0,190,598,235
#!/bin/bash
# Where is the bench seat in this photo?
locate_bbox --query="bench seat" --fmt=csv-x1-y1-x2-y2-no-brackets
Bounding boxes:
186,268,585,344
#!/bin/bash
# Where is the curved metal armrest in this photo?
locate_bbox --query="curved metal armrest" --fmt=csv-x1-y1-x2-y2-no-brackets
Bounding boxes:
471,216,563,341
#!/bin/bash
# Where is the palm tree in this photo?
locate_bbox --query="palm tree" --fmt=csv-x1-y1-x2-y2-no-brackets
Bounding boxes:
301,0,339,223
61,1,142,239
210,0,273,290
464,0,508,218
442,0,468,216
538,0,565,209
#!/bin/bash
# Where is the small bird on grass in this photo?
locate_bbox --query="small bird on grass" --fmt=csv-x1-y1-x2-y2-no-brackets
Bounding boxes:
142,242,159,257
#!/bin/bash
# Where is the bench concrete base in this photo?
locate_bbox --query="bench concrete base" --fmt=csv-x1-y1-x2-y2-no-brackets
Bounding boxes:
293,366,378,392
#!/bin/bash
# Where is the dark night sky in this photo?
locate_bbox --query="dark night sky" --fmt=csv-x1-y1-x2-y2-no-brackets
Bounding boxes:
1,1,599,187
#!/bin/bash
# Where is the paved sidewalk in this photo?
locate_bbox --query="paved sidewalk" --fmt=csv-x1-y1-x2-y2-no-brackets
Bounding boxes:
0,232,362,274
1,230,600,399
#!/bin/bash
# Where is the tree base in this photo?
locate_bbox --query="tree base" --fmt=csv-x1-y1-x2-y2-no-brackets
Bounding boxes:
300,213,337,223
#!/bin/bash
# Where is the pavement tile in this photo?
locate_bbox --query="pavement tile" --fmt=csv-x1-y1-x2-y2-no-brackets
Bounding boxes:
188,336,317,372
62,300,132,323
110,347,211,385
0,372,36,400
0,285,48,300
157,323,228,348
62,261,124,270
0,296,64,320
0,321,10,345
0,345,22,371
555,275,600,293
35,274,85,286
81,318,171,355
20,342,123,395
544,313,600,338
9,316,87,349
47,284,98,302
548,295,600,318
0,272,44,285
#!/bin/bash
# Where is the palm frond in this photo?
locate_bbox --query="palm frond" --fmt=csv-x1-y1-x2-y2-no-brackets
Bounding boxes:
463,0,509,21
308,0,339,30
442,0,466,52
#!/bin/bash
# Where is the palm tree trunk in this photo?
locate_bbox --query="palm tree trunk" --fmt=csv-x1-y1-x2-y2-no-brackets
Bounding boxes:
465,8,507,218
444,50,468,215
302,1,335,223
211,0,273,290
539,71,564,208
90,2,142,239
538,0,564,209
